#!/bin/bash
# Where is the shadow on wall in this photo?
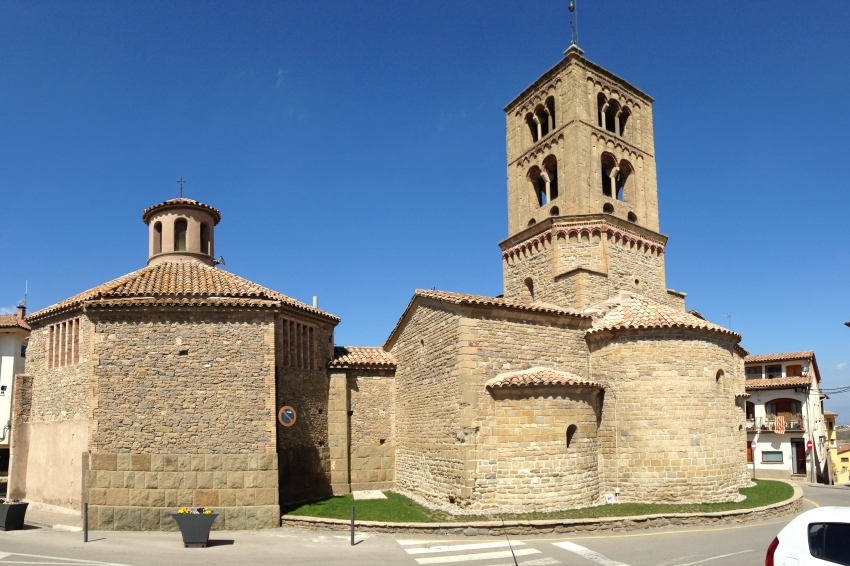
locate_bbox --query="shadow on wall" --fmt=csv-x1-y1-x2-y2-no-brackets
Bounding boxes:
278,447,332,505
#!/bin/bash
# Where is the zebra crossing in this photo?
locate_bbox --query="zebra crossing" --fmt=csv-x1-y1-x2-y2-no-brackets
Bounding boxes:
397,539,562,565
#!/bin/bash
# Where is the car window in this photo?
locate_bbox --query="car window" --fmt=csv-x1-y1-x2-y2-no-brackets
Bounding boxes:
809,523,850,564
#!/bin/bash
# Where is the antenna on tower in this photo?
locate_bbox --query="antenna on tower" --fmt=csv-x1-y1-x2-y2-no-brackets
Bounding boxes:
569,0,579,47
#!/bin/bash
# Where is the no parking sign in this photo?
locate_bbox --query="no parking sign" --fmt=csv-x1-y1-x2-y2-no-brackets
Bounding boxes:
278,406,297,427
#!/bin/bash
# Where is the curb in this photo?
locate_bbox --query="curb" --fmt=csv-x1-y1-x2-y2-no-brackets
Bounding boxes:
281,483,803,536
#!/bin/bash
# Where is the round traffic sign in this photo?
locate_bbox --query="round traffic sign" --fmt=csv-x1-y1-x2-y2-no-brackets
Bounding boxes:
807,439,813,451
750,441,756,451
278,406,297,427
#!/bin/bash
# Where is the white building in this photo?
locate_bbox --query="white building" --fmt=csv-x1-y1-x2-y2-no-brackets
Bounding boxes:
0,306,30,477
745,351,829,482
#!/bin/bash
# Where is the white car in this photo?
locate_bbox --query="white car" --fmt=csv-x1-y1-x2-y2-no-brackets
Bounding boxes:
767,506,850,565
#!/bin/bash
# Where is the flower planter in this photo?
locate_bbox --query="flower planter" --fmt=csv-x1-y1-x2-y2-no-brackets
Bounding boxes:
0,502,28,531
170,512,220,548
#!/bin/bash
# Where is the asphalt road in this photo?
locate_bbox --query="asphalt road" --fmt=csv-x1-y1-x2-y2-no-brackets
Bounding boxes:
0,483,846,566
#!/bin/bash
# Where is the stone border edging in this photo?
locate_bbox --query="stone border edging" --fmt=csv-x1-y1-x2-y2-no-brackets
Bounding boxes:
281,482,802,536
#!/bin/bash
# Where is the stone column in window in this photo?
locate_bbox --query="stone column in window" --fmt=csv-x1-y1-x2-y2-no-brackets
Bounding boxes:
546,109,553,132
599,102,608,130
533,114,542,141
615,111,621,136
541,170,552,204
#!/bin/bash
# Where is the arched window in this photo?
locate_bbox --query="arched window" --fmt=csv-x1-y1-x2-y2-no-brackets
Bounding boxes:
550,206,559,216
545,96,556,130
616,160,633,201
535,105,550,138
603,203,614,214
524,278,534,301
525,113,538,144
174,219,188,252
542,155,558,201
200,222,210,255
601,153,617,197
597,93,607,128
528,166,546,206
566,424,578,448
627,212,637,222
153,222,162,255
619,106,631,136
716,369,724,383
604,100,620,133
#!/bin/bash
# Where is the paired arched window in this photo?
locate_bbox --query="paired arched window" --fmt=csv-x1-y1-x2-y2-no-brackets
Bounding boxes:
601,154,634,202
174,219,188,252
153,222,162,255
200,222,210,256
524,96,557,146
597,93,631,137
528,156,559,207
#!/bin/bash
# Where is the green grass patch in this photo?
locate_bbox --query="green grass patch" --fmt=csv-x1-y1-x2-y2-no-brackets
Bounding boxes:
285,480,793,523
286,491,447,522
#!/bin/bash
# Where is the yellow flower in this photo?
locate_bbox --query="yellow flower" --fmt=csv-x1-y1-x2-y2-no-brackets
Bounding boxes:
177,507,189,514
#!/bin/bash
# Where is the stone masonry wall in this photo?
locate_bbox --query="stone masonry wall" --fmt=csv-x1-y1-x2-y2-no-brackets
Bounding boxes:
275,311,336,503
349,370,395,490
391,303,463,503
86,453,279,531
476,387,601,511
503,229,669,311
90,309,277,454
590,328,748,504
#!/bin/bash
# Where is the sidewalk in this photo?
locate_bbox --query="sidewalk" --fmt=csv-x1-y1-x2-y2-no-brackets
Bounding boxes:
24,504,83,530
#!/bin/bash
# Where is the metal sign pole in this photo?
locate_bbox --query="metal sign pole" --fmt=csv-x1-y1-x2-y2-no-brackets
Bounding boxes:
84,502,88,543
350,505,355,546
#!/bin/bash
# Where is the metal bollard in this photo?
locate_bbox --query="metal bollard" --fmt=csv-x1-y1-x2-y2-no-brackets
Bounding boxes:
84,502,88,543
350,505,355,546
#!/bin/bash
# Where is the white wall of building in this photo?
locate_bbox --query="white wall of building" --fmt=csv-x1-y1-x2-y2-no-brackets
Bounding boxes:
0,331,27,450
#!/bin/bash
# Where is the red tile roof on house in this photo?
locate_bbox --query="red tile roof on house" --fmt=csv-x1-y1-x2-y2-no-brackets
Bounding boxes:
744,376,813,390
0,315,30,331
329,346,396,369
142,198,222,225
586,293,740,340
26,261,339,323
745,351,815,364
486,367,603,390
837,444,850,455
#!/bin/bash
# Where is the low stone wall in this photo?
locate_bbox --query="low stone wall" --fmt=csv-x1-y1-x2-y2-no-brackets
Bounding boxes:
281,483,802,536
86,453,279,531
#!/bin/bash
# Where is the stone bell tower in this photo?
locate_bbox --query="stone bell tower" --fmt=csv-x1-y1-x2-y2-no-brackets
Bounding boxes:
500,45,685,311
142,197,221,266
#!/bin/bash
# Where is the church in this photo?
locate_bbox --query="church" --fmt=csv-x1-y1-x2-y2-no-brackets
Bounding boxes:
9,45,750,531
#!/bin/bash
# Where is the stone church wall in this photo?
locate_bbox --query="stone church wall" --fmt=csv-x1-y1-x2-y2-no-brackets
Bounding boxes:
9,313,92,511
589,328,747,504
476,387,601,511
391,303,464,503
348,370,395,490
275,313,336,504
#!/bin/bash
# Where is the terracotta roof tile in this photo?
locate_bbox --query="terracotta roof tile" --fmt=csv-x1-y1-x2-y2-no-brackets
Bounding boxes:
329,346,396,369
142,198,221,224
486,367,603,390
0,315,30,331
27,261,339,323
745,376,813,390
586,293,740,340
415,289,585,317
837,444,850,455
745,351,815,363
825,410,838,417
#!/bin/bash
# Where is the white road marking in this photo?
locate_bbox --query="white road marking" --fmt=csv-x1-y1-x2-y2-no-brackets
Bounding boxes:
673,550,753,566
415,548,541,564
405,541,526,554
398,539,455,545
487,559,561,566
553,541,631,566
0,551,131,565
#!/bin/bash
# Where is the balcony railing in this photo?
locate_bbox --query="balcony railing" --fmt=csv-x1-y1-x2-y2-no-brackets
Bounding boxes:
746,417,805,433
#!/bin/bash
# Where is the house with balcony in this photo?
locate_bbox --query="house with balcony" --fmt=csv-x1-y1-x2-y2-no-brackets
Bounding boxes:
745,351,829,482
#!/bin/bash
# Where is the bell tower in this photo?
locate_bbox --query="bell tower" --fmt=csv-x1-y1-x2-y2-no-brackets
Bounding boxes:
142,197,221,266
500,46,685,311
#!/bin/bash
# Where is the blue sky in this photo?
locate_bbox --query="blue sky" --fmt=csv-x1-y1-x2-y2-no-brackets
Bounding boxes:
2,2,849,417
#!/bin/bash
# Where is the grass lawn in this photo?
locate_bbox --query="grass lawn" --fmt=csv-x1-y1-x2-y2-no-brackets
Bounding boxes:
285,480,793,523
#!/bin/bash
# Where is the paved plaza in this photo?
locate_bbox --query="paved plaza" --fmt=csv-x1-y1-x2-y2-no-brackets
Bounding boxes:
0,483,842,566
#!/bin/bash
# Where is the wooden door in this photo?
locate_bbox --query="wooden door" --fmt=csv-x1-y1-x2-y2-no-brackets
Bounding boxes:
746,441,753,462
794,441,807,475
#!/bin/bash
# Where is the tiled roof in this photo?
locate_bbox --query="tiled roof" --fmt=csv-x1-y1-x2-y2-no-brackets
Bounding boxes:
837,444,850,455
745,376,812,390
329,346,396,369
415,289,585,317
26,261,339,323
825,410,838,417
586,293,740,340
0,315,30,331
745,351,815,364
142,198,222,225
486,367,603,390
